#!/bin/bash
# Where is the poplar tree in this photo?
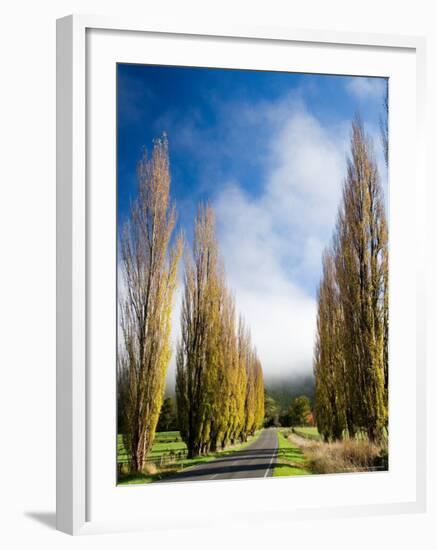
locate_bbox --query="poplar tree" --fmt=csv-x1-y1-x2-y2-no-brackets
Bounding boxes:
212,288,237,450
238,319,253,441
176,204,222,457
229,318,247,443
118,136,182,473
253,357,265,431
176,205,265,456
314,118,388,442
380,90,389,410
336,119,388,441
313,250,346,441
239,320,263,441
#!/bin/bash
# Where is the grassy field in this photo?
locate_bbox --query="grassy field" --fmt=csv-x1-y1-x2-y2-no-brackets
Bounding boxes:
117,431,186,463
118,430,263,485
273,430,312,477
292,426,321,440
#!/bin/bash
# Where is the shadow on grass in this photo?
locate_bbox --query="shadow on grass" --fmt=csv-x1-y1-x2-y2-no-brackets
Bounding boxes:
277,448,306,459
272,431,312,476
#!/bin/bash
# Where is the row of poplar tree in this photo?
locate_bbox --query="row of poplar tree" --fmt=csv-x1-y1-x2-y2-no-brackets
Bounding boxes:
176,204,264,457
313,118,389,443
117,136,264,473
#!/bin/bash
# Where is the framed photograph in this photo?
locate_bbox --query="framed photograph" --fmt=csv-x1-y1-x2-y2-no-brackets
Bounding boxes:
56,15,427,535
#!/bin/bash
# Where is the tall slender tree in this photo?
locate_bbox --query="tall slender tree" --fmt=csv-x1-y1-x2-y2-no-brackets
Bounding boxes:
253,356,265,431
314,118,388,442
380,90,389,413
239,319,261,441
176,204,265,456
118,136,182,473
176,204,222,457
313,250,346,441
228,316,247,444
335,119,388,441
211,288,236,450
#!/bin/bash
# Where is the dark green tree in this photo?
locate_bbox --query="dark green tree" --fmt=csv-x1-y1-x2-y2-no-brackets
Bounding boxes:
288,395,312,427
157,397,177,432
264,393,280,427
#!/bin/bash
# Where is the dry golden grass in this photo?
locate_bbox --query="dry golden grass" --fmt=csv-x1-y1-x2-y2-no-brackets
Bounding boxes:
288,433,385,474
119,462,130,476
142,462,158,475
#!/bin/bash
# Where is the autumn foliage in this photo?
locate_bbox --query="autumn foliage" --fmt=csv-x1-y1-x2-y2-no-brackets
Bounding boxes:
176,205,264,457
118,137,182,473
118,139,265,470
314,119,388,443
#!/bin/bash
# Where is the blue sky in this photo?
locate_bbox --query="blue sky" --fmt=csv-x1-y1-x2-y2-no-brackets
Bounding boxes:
117,64,387,379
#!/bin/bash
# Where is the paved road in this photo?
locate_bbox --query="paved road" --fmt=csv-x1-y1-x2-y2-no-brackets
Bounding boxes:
161,428,278,483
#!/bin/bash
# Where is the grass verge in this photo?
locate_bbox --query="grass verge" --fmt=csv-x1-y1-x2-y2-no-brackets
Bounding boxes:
273,430,312,477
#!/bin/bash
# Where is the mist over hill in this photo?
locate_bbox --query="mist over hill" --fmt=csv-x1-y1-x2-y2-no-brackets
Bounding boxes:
264,373,315,410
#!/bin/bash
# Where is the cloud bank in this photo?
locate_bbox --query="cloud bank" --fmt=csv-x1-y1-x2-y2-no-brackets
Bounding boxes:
213,99,349,380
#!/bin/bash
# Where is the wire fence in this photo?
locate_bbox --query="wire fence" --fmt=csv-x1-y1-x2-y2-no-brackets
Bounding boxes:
117,449,189,475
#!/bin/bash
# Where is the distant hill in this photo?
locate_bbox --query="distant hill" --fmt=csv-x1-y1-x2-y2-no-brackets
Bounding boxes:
166,372,315,412
265,373,315,411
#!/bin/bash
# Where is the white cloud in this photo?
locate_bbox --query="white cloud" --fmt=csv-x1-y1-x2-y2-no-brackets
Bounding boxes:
346,77,386,100
209,101,349,379
214,184,317,378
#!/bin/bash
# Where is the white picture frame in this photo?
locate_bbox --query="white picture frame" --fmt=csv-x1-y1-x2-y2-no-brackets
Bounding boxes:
56,14,427,535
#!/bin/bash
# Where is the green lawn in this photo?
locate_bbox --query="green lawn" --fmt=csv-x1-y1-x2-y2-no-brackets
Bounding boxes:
118,430,263,485
273,430,312,477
